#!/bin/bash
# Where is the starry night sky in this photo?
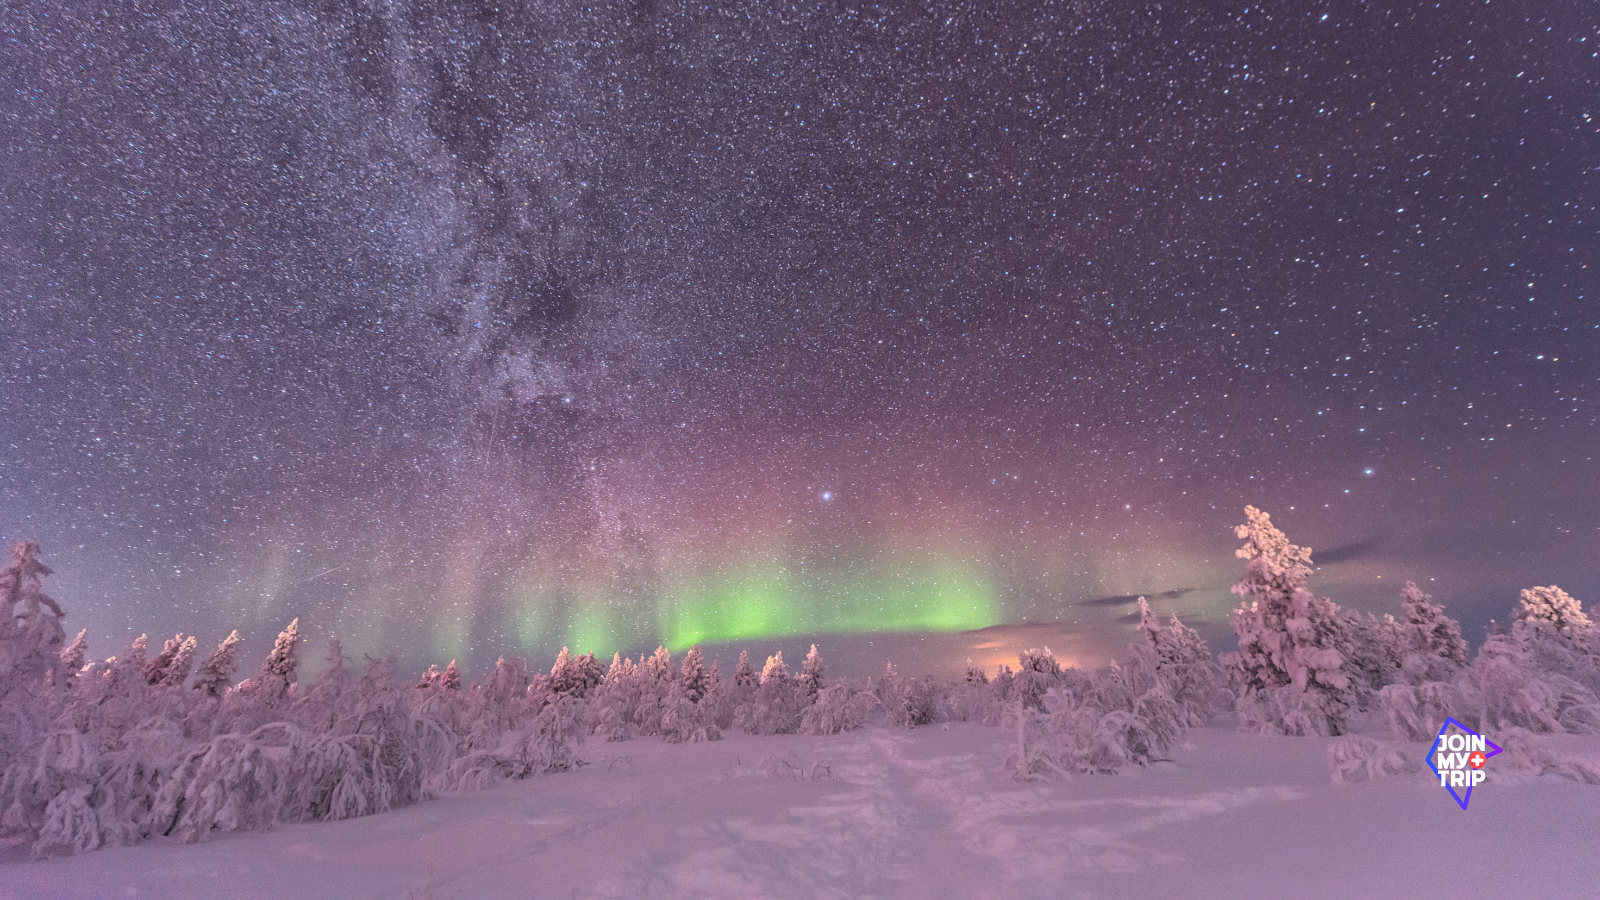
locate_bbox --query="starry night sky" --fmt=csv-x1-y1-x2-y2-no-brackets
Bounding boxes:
2,0,1596,679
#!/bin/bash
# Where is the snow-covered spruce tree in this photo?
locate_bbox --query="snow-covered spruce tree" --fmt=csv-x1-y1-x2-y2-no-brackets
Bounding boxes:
0,541,68,774
729,649,759,717
546,648,605,700
703,659,735,730
587,653,634,742
1135,598,1229,726
1341,610,1392,709
660,645,720,743
218,620,302,732
1375,582,1468,690
143,634,189,686
679,645,709,704
659,677,719,743
799,644,825,702
546,647,574,695
1402,582,1469,666
1513,587,1600,696
736,652,803,735
1221,506,1359,736
191,631,242,700
646,645,675,686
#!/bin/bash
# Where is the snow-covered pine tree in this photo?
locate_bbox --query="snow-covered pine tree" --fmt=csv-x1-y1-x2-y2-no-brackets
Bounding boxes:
548,647,578,697
799,644,825,701
728,649,758,720
659,677,719,743
760,650,789,685
964,658,989,684
587,653,633,742
192,631,242,699
239,619,302,701
1134,598,1229,725
736,652,802,735
441,659,462,691
1341,610,1391,707
1400,582,1468,666
59,630,87,684
679,646,708,703
646,646,674,685
0,541,68,685
703,658,735,730
733,649,757,688
143,634,194,687
1221,506,1357,736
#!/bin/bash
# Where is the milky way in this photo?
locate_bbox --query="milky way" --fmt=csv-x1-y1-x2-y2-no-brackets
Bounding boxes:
2,1,1595,677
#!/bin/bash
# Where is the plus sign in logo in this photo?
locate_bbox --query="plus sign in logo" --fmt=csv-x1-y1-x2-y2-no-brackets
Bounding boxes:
1427,717,1503,810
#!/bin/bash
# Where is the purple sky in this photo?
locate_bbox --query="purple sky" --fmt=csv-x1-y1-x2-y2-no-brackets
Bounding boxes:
2,0,1595,678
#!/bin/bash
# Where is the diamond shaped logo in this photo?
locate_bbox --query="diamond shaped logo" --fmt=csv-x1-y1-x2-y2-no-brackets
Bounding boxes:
1426,717,1503,810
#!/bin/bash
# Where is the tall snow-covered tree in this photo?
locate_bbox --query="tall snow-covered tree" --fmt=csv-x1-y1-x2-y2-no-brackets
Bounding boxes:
679,646,708,703
646,646,674,685
1222,506,1357,735
733,650,758,689
548,647,578,696
0,541,68,781
1,541,67,674
1398,582,1468,669
760,651,789,685
241,619,301,700
737,652,802,735
799,644,825,700
144,633,197,687
192,631,242,699
1134,598,1229,725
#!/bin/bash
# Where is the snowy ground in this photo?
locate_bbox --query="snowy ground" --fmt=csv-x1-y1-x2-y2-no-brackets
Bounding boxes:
3,717,1598,900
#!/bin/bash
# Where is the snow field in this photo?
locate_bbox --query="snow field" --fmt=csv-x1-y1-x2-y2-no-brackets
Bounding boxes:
4,717,1598,900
